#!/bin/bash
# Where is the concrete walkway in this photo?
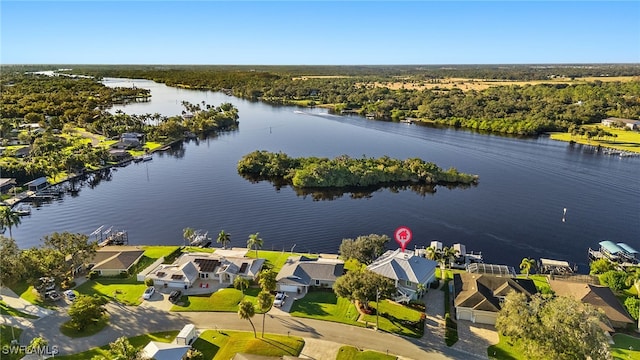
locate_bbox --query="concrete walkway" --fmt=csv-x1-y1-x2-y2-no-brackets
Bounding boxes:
0,287,54,318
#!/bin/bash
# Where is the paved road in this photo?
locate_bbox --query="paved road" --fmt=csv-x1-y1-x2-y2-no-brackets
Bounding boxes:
8,285,485,360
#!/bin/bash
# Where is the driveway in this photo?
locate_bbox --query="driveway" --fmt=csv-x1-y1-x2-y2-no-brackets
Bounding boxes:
451,321,498,359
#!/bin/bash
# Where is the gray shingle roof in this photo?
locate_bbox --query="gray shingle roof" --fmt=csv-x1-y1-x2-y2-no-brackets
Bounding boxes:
276,256,344,286
367,249,437,284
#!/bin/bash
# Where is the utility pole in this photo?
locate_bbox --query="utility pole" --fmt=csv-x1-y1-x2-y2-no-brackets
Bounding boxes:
376,288,380,331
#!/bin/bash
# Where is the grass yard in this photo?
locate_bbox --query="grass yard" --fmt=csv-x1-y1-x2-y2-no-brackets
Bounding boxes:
60,314,109,338
361,300,424,338
171,287,267,312
9,282,57,309
550,125,640,153
487,334,523,360
0,325,23,360
192,330,304,360
612,334,640,360
54,330,178,359
140,245,180,259
336,345,397,360
517,274,551,294
75,278,147,306
0,300,39,319
246,250,317,273
289,291,362,327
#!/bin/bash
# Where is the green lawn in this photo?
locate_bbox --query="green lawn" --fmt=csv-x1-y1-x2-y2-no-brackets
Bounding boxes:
0,300,39,319
289,291,362,327
336,345,397,360
361,300,424,337
246,250,317,273
140,245,180,259
488,333,640,360
171,287,267,312
517,274,551,294
54,331,178,359
75,278,147,306
612,334,640,360
0,325,23,360
60,314,109,338
550,126,640,153
192,330,304,360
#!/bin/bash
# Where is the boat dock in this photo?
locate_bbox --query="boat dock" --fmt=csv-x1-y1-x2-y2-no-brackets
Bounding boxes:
91,226,129,247
588,240,638,270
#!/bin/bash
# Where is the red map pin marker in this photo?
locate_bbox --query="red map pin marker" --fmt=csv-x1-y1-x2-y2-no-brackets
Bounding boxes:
394,226,412,252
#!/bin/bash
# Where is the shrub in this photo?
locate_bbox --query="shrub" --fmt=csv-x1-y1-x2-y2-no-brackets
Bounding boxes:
624,297,640,320
444,313,458,346
144,278,154,287
600,270,628,292
88,271,99,280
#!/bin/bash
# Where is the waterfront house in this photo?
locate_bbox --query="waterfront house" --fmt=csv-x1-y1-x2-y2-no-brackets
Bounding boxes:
88,246,145,276
25,177,48,192
549,280,635,332
275,255,344,294
0,178,16,194
601,117,640,130
367,249,438,302
146,249,265,289
452,273,537,325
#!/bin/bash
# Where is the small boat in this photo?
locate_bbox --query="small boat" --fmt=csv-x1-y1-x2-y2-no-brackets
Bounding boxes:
190,230,211,247
142,154,152,162
13,204,31,216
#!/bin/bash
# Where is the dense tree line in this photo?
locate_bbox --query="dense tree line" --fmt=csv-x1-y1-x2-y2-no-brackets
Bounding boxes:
237,151,478,188
61,64,640,136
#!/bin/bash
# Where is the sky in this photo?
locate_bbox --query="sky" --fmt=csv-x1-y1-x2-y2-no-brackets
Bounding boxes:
1,1,639,65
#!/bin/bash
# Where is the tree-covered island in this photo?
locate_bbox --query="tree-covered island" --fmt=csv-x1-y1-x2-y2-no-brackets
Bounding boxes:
237,150,478,188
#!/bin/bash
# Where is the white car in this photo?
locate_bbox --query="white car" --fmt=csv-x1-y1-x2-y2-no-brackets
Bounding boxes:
142,286,155,300
273,292,286,307
63,290,76,302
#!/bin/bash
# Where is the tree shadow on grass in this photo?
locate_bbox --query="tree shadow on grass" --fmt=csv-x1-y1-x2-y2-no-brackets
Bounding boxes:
260,336,304,355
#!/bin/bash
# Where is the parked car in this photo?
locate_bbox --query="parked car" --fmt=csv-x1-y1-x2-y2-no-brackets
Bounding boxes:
142,286,155,300
44,290,61,301
168,290,182,303
38,277,56,292
63,290,76,302
273,292,286,307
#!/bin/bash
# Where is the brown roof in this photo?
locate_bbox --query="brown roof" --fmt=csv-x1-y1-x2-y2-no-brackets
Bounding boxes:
549,280,634,327
90,247,145,271
453,273,538,312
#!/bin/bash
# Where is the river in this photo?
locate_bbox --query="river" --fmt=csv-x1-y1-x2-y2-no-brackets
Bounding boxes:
12,78,640,272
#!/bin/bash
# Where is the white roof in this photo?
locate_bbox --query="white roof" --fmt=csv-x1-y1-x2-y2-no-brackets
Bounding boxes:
141,341,190,360
177,324,196,339
367,249,437,284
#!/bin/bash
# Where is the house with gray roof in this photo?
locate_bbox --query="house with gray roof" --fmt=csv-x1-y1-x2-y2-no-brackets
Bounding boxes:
367,249,438,303
453,272,537,325
601,117,640,130
276,256,344,294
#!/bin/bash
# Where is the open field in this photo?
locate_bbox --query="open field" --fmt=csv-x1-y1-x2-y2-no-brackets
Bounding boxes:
550,125,640,153
171,287,267,313
365,75,640,91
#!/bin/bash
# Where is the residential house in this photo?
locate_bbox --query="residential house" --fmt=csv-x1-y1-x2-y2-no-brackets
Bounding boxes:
146,249,265,289
452,273,537,325
601,117,640,130
549,280,635,332
276,256,344,293
88,246,145,276
367,249,438,303
0,178,16,194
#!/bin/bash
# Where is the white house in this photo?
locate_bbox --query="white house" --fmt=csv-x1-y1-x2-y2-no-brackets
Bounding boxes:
145,250,264,289
367,249,437,303
601,117,640,130
141,341,191,360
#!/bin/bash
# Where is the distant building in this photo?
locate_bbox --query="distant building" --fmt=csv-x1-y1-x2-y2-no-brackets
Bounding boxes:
25,177,48,192
601,117,640,130
0,178,16,194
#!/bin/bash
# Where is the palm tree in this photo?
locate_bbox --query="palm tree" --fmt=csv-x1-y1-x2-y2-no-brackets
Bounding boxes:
416,283,427,298
258,270,277,293
234,276,249,295
425,246,438,261
247,232,263,258
442,246,459,270
182,227,195,246
0,206,20,239
217,230,231,249
257,291,272,338
238,299,257,338
519,258,536,278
